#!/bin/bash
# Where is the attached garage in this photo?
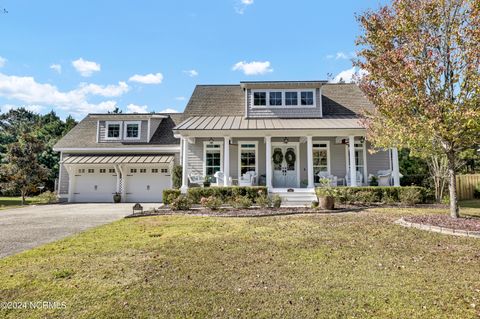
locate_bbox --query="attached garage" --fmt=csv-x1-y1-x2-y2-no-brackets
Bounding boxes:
63,154,174,203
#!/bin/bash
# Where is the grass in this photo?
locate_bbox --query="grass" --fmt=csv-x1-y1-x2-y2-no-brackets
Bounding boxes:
0,196,48,210
1,207,480,318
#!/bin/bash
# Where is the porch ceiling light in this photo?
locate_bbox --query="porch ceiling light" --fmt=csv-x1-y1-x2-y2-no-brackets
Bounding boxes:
283,137,289,144
209,137,214,145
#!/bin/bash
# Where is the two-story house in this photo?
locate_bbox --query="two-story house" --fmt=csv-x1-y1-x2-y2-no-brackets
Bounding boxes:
54,81,400,203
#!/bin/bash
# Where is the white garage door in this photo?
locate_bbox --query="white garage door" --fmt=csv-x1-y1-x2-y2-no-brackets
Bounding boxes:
74,167,117,202
125,167,171,203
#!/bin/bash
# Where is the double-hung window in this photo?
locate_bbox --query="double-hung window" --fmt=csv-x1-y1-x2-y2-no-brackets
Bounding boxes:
313,143,329,183
253,92,267,106
204,142,223,177
105,121,122,139
239,142,258,176
285,92,298,106
269,92,282,106
301,91,314,106
124,121,141,140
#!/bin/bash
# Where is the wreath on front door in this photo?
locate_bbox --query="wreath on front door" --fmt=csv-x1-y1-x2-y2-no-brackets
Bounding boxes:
285,149,296,166
272,149,283,165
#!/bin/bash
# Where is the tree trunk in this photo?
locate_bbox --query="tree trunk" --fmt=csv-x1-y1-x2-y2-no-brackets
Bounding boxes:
446,152,459,218
21,189,26,206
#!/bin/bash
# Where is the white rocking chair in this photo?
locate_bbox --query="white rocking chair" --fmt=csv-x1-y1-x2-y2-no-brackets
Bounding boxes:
345,171,363,186
188,172,203,186
317,171,338,187
213,171,224,187
239,171,257,187
377,170,392,186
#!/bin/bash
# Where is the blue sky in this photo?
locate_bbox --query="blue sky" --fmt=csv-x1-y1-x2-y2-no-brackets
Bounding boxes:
0,0,386,119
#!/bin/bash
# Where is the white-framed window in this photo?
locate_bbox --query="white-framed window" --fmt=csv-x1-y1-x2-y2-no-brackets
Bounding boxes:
99,168,106,173
251,89,316,108
203,141,223,177
87,168,94,173
105,121,122,140
312,142,330,183
152,168,158,173
130,168,137,173
140,168,146,173
161,168,168,173
345,141,368,183
253,92,267,106
238,141,258,177
78,168,85,174
109,168,116,173
124,121,141,140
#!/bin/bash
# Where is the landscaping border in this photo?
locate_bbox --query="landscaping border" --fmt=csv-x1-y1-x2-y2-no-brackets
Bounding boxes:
395,218,480,239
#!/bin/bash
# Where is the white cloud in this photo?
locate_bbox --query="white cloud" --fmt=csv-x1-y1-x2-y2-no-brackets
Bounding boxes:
50,64,62,74
330,67,368,83
1,104,44,113
327,51,356,60
158,108,178,113
126,103,149,113
175,96,186,101
128,73,163,84
77,81,129,97
72,58,101,77
0,56,6,68
0,73,127,116
235,0,254,14
183,69,198,77
232,61,273,76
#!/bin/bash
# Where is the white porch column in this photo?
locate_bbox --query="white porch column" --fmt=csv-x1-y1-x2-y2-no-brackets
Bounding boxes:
392,148,400,186
349,136,357,187
118,165,126,202
307,136,314,188
224,137,230,186
181,137,189,193
265,136,272,190
66,166,75,203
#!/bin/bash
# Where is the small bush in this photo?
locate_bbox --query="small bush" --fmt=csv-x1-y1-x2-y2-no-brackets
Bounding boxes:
200,196,222,210
37,191,58,204
256,195,272,208
187,186,267,204
271,194,282,208
172,165,183,189
231,196,252,209
311,200,319,208
354,190,380,205
369,176,378,186
474,183,480,199
163,189,181,205
170,195,192,211
399,187,424,205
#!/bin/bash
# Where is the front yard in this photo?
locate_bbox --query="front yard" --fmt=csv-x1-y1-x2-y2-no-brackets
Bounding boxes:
0,196,49,210
1,205,479,318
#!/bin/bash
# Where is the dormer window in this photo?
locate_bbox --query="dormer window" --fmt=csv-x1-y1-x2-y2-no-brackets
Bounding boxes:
105,121,122,140
285,92,298,106
269,92,282,106
124,121,141,140
301,91,314,106
253,92,266,106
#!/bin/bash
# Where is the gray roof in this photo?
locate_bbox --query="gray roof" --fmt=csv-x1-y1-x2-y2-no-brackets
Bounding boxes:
183,83,373,118
174,115,363,131
62,154,174,164
54,113,183,150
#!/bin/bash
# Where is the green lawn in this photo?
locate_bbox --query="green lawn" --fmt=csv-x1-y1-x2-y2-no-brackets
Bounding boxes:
0,196,48,210
1,207,479,318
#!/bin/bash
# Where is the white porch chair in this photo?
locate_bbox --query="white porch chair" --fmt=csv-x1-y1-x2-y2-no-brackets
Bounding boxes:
213,171,224,187
317,171,338,187
188,172,203,186
377,170,392,186
345,171,363,186
239,171,257,187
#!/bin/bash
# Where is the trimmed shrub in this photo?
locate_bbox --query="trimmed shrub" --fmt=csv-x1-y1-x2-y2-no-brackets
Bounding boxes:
311,200,319,208
37,191,58,204
256,195,272,208
200,196,222,210
271,194,282,208
316,186,426,205
170,195,192,211
163,189,181,205
474,183,480,199
187,186,268,204
172,165,183,189
231,196,252,209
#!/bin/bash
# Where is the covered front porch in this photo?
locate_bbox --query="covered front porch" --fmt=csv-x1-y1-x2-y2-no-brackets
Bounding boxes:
178,133,400,193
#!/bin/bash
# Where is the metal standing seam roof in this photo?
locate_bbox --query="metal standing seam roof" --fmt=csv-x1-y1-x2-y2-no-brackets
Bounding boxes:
61,155,175,165
174,116,365,130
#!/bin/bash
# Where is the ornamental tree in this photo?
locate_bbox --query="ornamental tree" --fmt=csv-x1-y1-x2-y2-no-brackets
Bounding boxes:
355,0,480,218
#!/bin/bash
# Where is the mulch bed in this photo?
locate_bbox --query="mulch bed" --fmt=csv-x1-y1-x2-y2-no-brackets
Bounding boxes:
404,215,480,232
126,207,363,218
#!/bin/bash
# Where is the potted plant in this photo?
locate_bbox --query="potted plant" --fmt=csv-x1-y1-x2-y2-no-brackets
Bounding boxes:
113,192,121,203
203,176,211,187
317,178,336,210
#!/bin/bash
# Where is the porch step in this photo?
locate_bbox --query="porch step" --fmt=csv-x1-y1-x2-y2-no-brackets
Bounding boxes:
271,189,318,207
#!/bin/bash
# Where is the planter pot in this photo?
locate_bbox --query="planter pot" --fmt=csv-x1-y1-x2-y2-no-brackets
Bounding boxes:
113,194,122,203
318,196,335,210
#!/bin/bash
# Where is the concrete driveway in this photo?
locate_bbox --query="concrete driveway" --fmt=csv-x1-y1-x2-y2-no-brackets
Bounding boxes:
0,203,161,258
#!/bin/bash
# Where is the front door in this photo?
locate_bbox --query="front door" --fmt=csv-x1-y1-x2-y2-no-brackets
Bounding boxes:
272,145,298,188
